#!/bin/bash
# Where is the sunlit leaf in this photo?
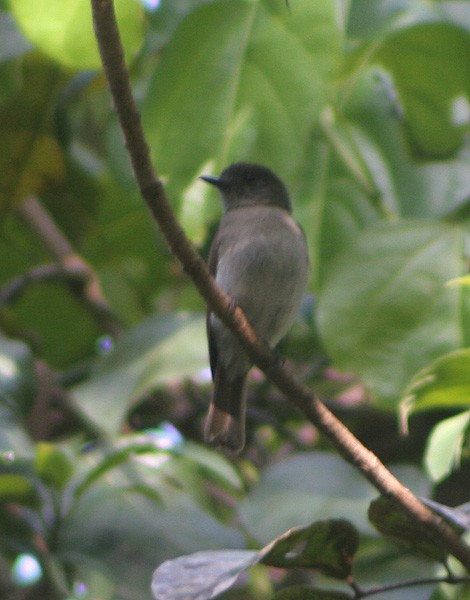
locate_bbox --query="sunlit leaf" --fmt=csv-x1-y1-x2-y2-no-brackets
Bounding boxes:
424,411,470,483
35,442,74,491
402,349,470,413
9,0,144,69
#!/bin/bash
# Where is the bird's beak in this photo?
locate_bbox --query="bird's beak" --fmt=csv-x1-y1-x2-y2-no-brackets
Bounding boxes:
200,175,221,187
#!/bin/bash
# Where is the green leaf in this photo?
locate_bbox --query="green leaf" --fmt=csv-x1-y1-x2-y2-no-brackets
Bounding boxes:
35,442,74,491
347,0,437,39
71,313,207,434
368,495,448,563
151,518,358,600
375,22,470,158
72,436,242,523
174,441,243,492
0,54,66,212
9,0,144,70
142,0,340,214
424,411,470,483
240,452,377,542
0,472,39,506
260,519,359,579
402,349,470,412
73,439,167,500
317,221,470,404
342,68,470,221
60,473,245,599
152,550,259,600
295,132,380,288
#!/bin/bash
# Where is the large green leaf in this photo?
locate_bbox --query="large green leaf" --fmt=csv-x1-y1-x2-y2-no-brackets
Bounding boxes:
71,313,207,434
341,68,470,221
346,2,470,158
375,21,470,158
9,0,144,70
59,456,244,600
317,221,470,404
401,349,470,480
142,0,340,215
239,452,379,542
295,133,381,288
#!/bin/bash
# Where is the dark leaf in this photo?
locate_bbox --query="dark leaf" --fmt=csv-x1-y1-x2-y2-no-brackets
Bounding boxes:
260,519,359,579
368,496,448,562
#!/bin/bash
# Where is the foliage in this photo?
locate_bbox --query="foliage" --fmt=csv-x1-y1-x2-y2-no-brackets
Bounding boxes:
0,0,470,599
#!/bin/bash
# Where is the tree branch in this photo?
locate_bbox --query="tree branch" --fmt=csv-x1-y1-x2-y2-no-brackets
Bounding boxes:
90,0,470,570
0,263,85,307
17,196,122,337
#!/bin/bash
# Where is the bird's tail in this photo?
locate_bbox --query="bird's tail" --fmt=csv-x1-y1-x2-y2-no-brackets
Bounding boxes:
204,367,247,453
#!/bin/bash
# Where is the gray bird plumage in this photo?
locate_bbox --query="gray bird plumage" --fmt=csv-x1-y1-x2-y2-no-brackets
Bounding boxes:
201,163,309,452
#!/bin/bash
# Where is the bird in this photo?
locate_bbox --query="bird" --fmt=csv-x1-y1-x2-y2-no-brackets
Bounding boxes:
200,162,309,452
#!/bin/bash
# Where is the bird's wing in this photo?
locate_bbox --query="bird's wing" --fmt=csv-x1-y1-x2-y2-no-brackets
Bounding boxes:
206,231,221,379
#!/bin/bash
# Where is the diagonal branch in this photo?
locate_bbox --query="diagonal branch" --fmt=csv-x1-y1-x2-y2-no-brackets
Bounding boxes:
17,196,122,337
90,0,470,570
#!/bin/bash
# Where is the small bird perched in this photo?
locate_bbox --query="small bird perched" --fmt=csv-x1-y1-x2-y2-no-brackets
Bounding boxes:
200,162,309,452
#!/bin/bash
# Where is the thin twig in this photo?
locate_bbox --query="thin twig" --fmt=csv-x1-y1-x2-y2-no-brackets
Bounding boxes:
355,574,470,598
90,0,470,571
17,196,122,337
0,263,85,307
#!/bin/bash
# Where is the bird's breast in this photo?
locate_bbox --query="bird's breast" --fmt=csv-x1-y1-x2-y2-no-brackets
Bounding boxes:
214,207,308,345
